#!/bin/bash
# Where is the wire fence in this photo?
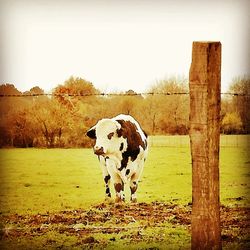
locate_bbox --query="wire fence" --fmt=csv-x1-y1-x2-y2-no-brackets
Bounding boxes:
0,92,249,97
0,90,250,148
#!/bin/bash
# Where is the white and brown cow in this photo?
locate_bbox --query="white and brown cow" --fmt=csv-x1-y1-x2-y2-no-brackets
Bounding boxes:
86,114,148,202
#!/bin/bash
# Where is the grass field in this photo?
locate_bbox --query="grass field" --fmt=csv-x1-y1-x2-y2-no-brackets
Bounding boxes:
0,135,249,249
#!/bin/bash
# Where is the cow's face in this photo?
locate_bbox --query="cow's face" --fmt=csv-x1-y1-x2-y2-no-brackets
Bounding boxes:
86,119,127,156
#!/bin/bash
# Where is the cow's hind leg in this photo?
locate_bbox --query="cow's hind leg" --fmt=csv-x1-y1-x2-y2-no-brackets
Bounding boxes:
130,162,144,203
130,177,138,203
114,180,125,202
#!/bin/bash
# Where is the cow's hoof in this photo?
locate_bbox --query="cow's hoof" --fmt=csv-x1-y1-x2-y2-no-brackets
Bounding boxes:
104,197,113,204
115,197,125,203
131,198,137,203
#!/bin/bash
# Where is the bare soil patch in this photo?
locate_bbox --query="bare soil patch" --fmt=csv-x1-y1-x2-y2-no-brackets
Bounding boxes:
0,202,249,248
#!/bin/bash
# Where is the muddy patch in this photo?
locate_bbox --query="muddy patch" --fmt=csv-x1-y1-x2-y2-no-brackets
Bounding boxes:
0,202,249,249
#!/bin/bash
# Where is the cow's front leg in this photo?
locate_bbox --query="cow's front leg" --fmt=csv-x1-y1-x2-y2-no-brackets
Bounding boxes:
106,158,125,202
99,156,112,200
104,174,111,199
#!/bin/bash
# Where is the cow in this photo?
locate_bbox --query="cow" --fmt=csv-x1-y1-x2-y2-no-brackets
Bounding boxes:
86,114,148,203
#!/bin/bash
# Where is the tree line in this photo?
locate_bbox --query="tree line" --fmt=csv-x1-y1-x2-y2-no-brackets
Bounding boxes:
0,76,249,148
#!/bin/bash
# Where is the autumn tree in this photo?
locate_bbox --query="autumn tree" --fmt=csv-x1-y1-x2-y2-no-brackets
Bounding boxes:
221,112,243,134
229,77,250,133
145,76,189,134
53,76,100,110
1,75,248,148
0,84,34,147
5,109,36,147
140,95,162,135
0,84,26,116
31,99,72,147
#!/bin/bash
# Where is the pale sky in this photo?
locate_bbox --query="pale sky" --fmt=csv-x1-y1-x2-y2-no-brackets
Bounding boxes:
0,0,249,93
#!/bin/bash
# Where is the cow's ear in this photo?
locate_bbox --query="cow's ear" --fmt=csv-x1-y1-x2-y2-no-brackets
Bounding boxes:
116,120,124,137
86,126,96,139
117,127,123,137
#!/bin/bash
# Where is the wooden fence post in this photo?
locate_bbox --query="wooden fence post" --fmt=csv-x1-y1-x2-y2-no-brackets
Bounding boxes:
189,42,222,250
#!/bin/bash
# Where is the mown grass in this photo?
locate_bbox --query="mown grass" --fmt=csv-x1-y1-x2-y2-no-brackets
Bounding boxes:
0,148,103,214
0,136,249,214
149,134,250,148
0,147,192,214
0,135,249,249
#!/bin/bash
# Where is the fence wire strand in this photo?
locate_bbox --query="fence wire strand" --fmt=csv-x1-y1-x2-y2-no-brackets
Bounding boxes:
0,92,249,97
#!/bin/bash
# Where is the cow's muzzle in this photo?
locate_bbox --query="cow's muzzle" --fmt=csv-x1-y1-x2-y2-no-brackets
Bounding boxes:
94,146,105,155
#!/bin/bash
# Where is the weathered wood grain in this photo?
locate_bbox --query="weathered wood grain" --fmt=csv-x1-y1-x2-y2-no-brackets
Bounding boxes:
189,41,222,250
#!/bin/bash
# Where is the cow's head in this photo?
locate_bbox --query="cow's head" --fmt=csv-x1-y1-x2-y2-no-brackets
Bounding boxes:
86,118,127,156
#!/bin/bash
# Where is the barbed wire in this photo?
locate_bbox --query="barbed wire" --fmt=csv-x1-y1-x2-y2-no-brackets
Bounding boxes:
221,93,250,96
0,92,188,97
0,92,249,97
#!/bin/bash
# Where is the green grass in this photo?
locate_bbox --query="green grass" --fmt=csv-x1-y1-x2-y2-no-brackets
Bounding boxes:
0,137,250,213
0,135,249,249
220,147,250,206
149,134,250,147
0,136,249,214
0,148,104,214
0,147,191,214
